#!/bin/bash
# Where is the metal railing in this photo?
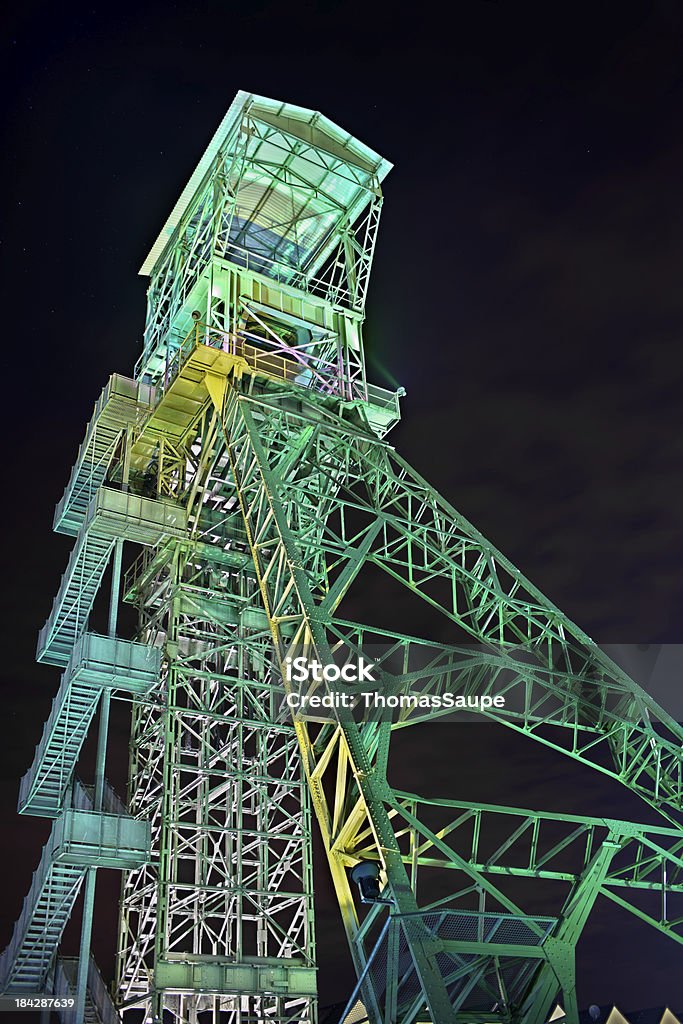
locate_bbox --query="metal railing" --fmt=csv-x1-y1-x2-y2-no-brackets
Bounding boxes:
18,687,99,814
55,955,120,1024
0,780,146,997
87,487,187,541
67,631,160,685
85,956,120,1024
123,546,158,602
339,908,557,1023
28,635,160,814
52,781,150,870
55,375,156,530
218,239,354,308
158,319,362,402
72,778,128,818
365,383,401,420
11,779,124,952
139,317,401,433
0,820,66,991
138,240,357,374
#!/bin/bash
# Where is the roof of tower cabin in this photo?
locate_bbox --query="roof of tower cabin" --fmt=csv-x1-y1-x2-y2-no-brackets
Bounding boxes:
139,90,393,279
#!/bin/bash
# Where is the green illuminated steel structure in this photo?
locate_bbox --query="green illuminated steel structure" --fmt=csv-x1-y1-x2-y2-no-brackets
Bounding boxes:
4,90,683,1024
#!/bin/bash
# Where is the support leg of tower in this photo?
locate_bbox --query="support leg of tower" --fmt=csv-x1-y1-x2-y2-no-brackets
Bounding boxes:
518,839,621,1024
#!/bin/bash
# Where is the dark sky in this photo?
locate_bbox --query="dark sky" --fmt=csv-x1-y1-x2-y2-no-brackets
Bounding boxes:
3,0,683,1016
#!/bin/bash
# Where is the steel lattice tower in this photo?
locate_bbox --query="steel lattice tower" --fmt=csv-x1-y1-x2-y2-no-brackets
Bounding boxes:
3,91,683,1024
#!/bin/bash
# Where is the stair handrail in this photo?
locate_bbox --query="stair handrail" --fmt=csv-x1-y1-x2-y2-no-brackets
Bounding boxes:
0,821,59,989
19,679,68,810
55,378,125,525
87,954,120,1024
76,779,128,818
21,647,96,811
55,956,121,1024
38,513,115,659
55,375,156,528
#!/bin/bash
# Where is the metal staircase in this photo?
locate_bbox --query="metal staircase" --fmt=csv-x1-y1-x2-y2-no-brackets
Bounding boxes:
20,633,160,818
0,825,86,993
2,369,181,1019
38,486,188,666
54,374,155,538
56,956,120,1023
37,530,115,667
0,782,150,995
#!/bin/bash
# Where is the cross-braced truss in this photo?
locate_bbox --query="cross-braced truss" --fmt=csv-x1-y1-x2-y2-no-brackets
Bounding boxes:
7,92,681,1024
199,378,683,1023
117,461,317,1024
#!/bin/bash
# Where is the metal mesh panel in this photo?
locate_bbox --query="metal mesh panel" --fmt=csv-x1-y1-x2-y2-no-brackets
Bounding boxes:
412,910,554,946
343,908,556,1023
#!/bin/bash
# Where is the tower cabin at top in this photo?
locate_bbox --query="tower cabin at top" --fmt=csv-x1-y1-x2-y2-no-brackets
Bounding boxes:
135,91,399,435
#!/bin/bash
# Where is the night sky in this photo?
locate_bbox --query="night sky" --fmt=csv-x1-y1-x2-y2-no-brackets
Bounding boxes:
3,0,683,1016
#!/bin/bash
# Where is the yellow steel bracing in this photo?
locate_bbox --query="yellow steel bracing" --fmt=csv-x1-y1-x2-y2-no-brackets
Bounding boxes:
12,91,683,1024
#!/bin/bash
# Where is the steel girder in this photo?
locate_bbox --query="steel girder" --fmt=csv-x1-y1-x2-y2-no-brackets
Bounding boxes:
26,91,678,1024
211,386,683,819
17,90,676,1024
193,377,683,1023
116,444,317,1023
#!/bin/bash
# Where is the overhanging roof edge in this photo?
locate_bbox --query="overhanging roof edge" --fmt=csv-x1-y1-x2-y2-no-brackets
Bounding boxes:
139,90,252,277
139,91,392,278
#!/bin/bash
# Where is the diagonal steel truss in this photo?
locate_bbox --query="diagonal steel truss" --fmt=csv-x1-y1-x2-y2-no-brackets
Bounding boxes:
116,526,317,1023
8,92,682,1024
116,92,683,1020
195,378,683,1022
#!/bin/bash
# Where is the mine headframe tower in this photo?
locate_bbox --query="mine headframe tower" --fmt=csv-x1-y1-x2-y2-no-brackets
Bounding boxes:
3,91,683,1024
